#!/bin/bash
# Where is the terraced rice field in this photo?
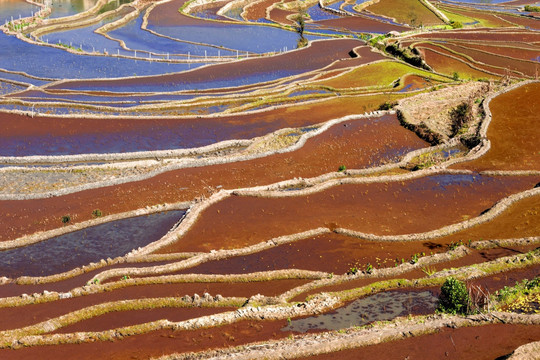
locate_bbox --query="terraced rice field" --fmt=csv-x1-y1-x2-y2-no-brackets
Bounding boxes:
0,0,539,358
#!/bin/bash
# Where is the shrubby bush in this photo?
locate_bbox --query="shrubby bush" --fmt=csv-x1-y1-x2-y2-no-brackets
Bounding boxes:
437,277,469,315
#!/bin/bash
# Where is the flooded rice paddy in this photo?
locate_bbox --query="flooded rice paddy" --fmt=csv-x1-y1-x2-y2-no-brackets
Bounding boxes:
0,210,184,277
284,290,438,332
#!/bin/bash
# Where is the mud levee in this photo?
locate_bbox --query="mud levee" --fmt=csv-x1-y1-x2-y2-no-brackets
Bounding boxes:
0,111,428,242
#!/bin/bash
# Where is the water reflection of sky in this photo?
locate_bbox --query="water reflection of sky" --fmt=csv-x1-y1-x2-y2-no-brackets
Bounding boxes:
0,210,185,278
110,12,237,57
0,32,204,79
149,23,317,54
0,0,41,23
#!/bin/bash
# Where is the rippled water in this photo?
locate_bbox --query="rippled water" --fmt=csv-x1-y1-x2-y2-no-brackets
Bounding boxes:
0,210,185,277
149,23,313,54
109,12,236,57
0,32,202,79
0,0,41,23
283,290,438,332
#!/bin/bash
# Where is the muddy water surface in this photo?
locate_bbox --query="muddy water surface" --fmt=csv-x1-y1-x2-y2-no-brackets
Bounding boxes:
0,279,310,331
179,233,447,275
0,109,420,241
0,319,295,360
301,324,540,360
159,174,539,253
284,289,438,332
455,81,540,171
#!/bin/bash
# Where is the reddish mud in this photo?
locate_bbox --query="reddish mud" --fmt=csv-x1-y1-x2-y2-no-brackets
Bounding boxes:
0,90,385,142
0,261,178,298
308,69,348,81
399,74,440,91
451,42,540,62
190,0,229,20
469,263,540,293
441,6,515,27
0,280,309,331
321,46,387,71
0,110,420,242
416,41,508,74
416,46,498,79
157,175,539,253
314,15,409,33
54,307,234,334
48,39,364,92
442,43,538,77
291,269,427,302
424,248,540,279
177,233,448,275
301,324,540,360
268,7,295,25
293,249,539,302
413,29,540,43
366,0,443,26
497,13,540,30
415,43,504,79
243,0,280,21
455,81,540,171
436,193,540,243
147,0,204,26
0,319,294,360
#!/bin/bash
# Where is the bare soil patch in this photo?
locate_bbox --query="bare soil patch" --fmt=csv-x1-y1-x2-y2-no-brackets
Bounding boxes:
455,82,540,171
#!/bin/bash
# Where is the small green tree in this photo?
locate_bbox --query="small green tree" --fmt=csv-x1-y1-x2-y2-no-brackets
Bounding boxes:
294,8,308,48
450,20,463,29
437,277,469,315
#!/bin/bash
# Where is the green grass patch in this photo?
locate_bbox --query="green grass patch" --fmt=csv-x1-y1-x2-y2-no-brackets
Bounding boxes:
317,61,447,89
439,5,507,28
493,276,540,313
438,8,477,26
